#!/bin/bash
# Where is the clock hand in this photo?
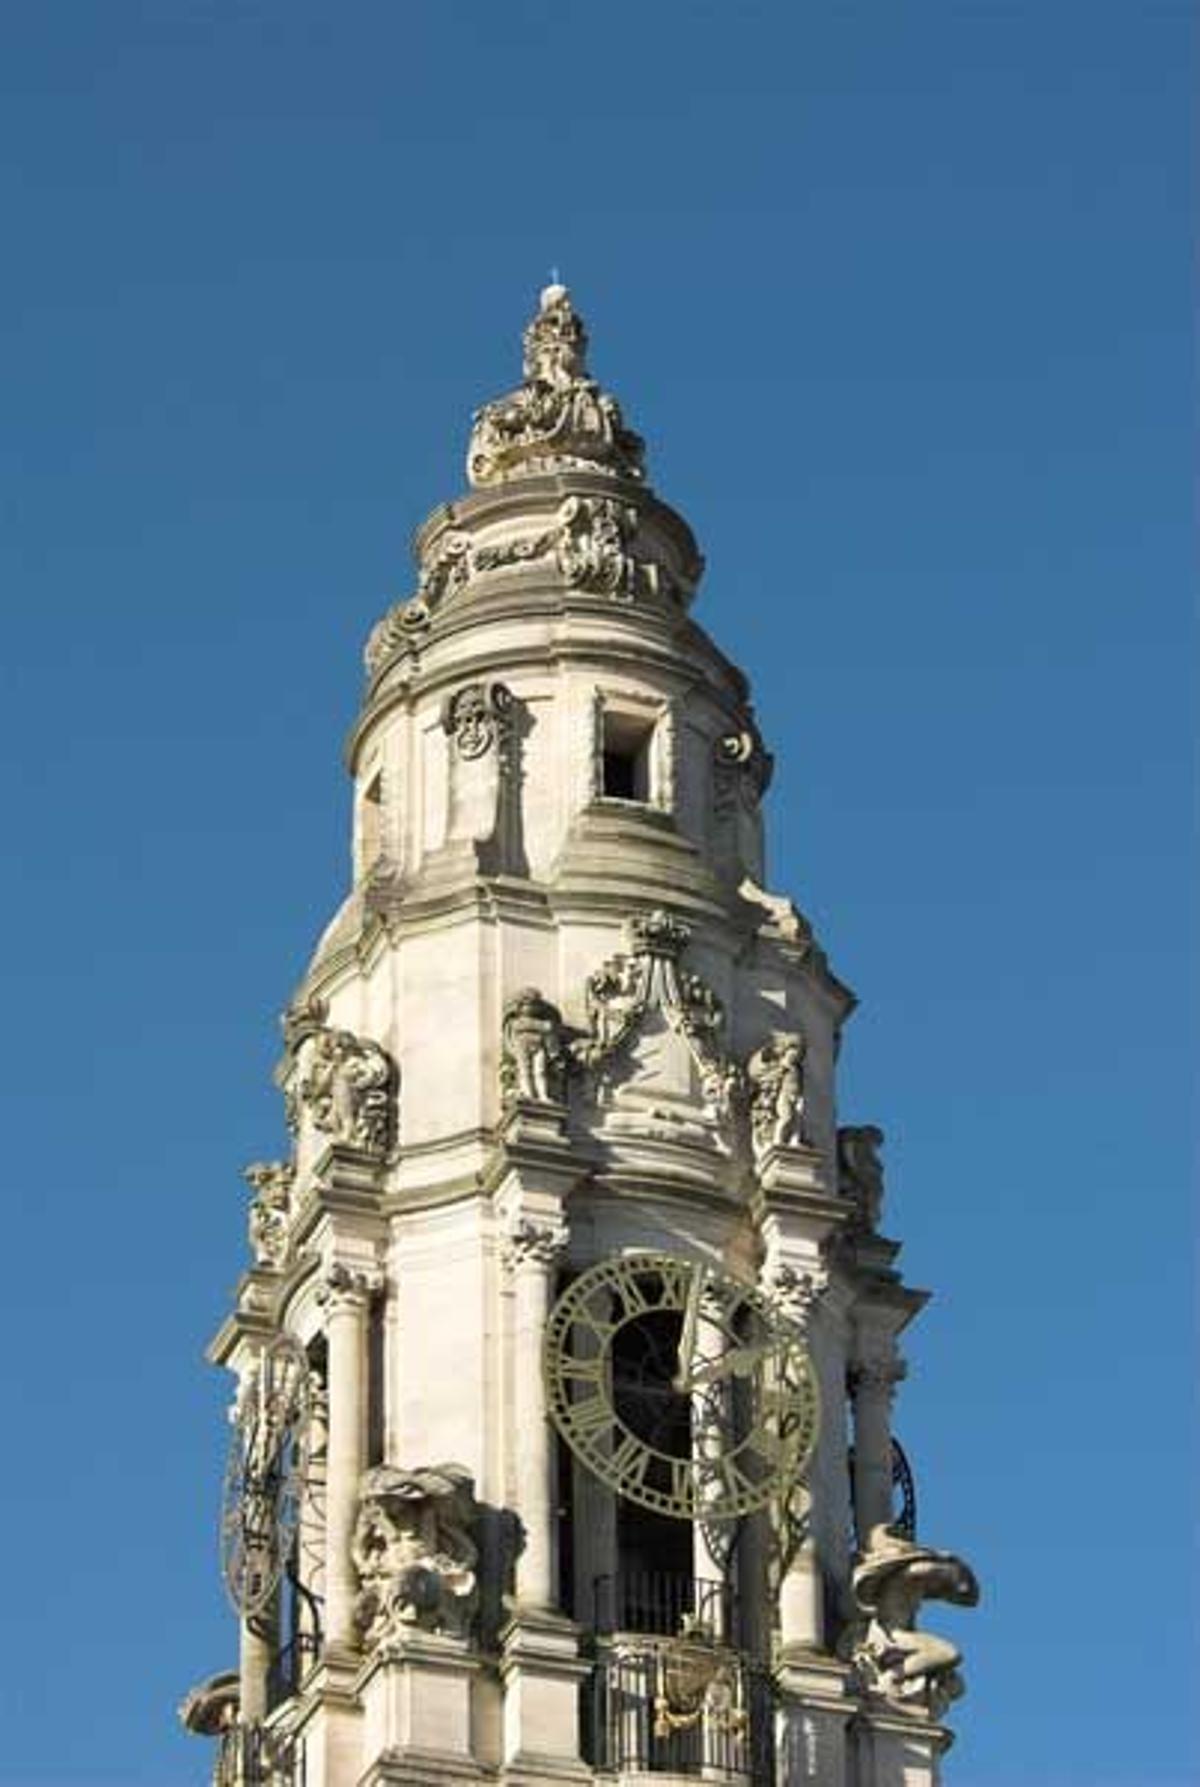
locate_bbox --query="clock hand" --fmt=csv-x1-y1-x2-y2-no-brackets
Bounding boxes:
673,1267,707,1391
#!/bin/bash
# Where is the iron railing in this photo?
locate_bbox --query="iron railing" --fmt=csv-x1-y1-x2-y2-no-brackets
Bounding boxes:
592,1569,734,1639
215,1723,305,1787
587,1640,774,1781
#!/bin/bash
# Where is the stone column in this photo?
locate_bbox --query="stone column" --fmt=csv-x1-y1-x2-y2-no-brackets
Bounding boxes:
239,1615,272,1724
319,1263,380,1652
849,1342,905,1545
761,1261,827,1654
691,1291,731,1639
503,1215,568,1611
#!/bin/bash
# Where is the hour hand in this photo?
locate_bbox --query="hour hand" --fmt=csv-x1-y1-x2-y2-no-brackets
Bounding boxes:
672,1268,706,1391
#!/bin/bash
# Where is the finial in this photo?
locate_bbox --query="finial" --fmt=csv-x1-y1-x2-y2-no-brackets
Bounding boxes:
465,284,646,488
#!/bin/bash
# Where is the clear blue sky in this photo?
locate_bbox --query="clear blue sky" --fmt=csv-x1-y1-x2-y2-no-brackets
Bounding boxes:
0,5,1191,1784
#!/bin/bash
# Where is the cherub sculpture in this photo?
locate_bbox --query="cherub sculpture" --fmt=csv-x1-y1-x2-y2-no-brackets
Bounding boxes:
746,1032,807,1156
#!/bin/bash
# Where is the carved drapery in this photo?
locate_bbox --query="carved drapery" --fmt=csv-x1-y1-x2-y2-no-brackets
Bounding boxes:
352,1463,480,1645
467,285,645,488
851,1523,979,1719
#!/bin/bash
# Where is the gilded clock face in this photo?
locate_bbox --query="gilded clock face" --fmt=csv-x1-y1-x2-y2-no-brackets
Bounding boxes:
543,1252,819,1521
221,1333,311,1616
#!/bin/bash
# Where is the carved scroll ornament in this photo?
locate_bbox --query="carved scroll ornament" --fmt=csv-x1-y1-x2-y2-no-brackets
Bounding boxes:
352,1463,480,1645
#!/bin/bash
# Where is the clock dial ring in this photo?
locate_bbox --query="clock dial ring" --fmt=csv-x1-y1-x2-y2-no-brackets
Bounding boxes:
221,1332,312,1617
543,1251,819,1521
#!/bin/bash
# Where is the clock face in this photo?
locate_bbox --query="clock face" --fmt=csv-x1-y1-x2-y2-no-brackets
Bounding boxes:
543,1252,819,1521
221,1334,311,1617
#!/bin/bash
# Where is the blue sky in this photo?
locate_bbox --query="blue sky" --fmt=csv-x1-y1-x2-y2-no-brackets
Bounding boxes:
0,5,1192,1784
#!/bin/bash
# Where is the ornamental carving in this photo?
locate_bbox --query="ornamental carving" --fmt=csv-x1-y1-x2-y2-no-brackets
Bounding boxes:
500,988,571,1106
500,1213,569,1273
746,1032,807,1157
352,1463,480,1644
441,680,515,762
293,1025,395,1156
317,1261,383,1314
851,1523,979,1720
838,1124,885,1231
474,494,665,602
652,1626,748,1739
243,1161,294,1271
712,727,773,812
467,285,645,487
364,531,473,670
761,1260,827,1333
571,911,741,1124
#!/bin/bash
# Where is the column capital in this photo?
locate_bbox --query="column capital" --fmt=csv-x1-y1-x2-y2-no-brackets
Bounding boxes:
318,1260,383,1314
761,1258,829,1334
848,1347,907,1400
501,1213,568,1276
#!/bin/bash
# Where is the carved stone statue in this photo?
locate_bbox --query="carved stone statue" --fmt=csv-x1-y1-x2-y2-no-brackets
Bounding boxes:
851,1523,979,1719
838,1124,885,1231
352,1463,479,1644
500,988,570,1106
296,1026,394,1156
243,1160,294,1271
746,1032,807,1156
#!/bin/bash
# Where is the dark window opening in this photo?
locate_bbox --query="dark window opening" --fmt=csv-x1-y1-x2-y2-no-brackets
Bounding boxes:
601,711,654,802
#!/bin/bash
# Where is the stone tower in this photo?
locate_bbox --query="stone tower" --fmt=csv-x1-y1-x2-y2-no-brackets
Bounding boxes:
182,287,978,1787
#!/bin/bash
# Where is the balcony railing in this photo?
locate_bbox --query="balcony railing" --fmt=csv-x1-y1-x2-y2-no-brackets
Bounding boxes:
215,1723,304,1787
587,1640,774,1782
592,1570,735,1640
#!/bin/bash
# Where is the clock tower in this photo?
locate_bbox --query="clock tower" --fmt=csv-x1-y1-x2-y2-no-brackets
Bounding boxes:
181,286,978,1787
